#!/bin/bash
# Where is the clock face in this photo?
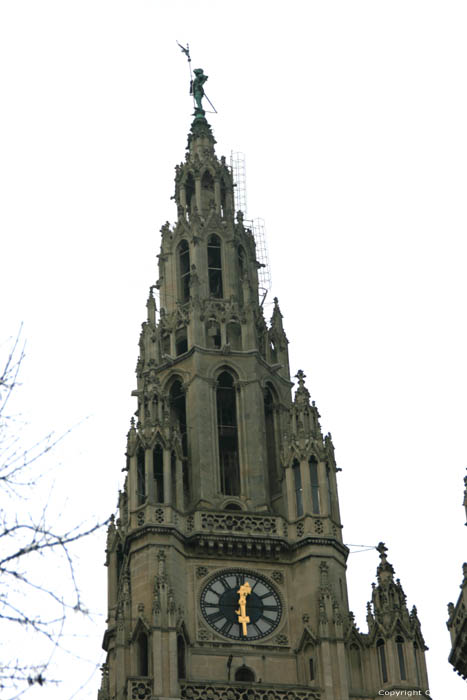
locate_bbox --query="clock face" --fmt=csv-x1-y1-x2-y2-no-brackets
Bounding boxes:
200,570,282,641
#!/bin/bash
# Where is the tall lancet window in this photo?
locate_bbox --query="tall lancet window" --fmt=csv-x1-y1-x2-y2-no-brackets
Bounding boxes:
326,464,333,516
169,380,189,500
264,387,279,495
217,371,240,495
185,173,195,212
137,447,146,505
377,639,388,683
178,240,190,303
292,459,303,516
396,636,407,680
208,234,223,298
309,456,320,514
201,170,214,211
220,177,227,215
237,246,246,305
137,632,149,676
413,642,421,685
153,444,164,503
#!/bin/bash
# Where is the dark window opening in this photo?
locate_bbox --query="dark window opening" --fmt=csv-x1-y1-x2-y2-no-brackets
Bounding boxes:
264,387,279,495
138,632,149,676
177,635,186,679
293,459,303,516
217,372,240,496
201,170,214,211
237,246,246,304
413,642,421,685
153,444,164,503
175,327,188,356
226,322,242,350
309,657,315,681
116,544,124,581
137,448,146,505
396,636,406,680
270,339,278,363
208,234,223,298
224,502,242,511
350,643,363,688
326,464,333,516
178,240,190,303
377,639,388,683
309,457,320,514
235,665,255,682
207,319,221,349
220,178,227,214
185,173,195,211
162,334,171,356
169,381,189,501
171,451,177,506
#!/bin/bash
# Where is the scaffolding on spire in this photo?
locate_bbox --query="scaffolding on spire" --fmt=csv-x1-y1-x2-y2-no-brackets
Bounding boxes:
230,151,272,301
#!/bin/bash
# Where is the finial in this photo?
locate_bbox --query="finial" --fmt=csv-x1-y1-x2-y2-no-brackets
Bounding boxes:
295,370,306,387
376,542,388,563
236,210,244,224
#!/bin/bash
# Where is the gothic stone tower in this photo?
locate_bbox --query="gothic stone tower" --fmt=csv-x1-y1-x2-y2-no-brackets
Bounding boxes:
99,110,431,700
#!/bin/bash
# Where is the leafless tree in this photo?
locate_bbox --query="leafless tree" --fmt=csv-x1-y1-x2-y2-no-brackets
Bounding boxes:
0,329,108,698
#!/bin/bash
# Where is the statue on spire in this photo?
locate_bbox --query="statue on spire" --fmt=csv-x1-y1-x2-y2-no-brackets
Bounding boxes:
191,68,208,116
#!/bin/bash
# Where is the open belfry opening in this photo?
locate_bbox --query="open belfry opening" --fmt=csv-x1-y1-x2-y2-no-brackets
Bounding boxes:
98,67,431,700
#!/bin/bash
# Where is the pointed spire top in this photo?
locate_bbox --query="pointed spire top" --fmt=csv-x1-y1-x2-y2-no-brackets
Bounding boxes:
294,369,311,409
147,285,157,324
375,541,395,583
376,541,388,564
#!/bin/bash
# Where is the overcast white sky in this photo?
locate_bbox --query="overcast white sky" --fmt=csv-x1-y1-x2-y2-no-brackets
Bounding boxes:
1,2,466,698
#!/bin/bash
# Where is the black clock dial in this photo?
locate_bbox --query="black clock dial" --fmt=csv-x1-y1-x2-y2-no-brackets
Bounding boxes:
200,570,282,641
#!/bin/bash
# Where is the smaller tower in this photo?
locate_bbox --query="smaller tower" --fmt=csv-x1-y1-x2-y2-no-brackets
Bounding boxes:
446,471,467,680
344,543,430,697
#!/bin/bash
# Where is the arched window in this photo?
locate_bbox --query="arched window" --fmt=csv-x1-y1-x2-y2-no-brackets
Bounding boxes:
178,240,190,303
220,177,227,215
177,635,186,679
350,643,363,688
116,543,124,581
237,246,246,304
413,642,421,685
137,447,146,505
161,333,171,356
270,339,278,363
201,170,214,212
292,459,303,516
396,636,407,680
171,451,177,507
377,639,388,683
185,173,195,211
137,632,149,676
235,665,255,682
309,457,320,514
206,319,221,349
208,234,223,298
169,381,189,501
175,327,188,355
264,387,279,496
325,464,333,516
153,444,164,503
224,502,242,511
226,321,242,350
217,372,240,496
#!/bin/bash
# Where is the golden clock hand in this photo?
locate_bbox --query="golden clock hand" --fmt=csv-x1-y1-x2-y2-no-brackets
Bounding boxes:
236,581,252,636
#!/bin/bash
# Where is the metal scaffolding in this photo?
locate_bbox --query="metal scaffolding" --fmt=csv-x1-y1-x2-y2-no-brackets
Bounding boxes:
230,152,272,298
